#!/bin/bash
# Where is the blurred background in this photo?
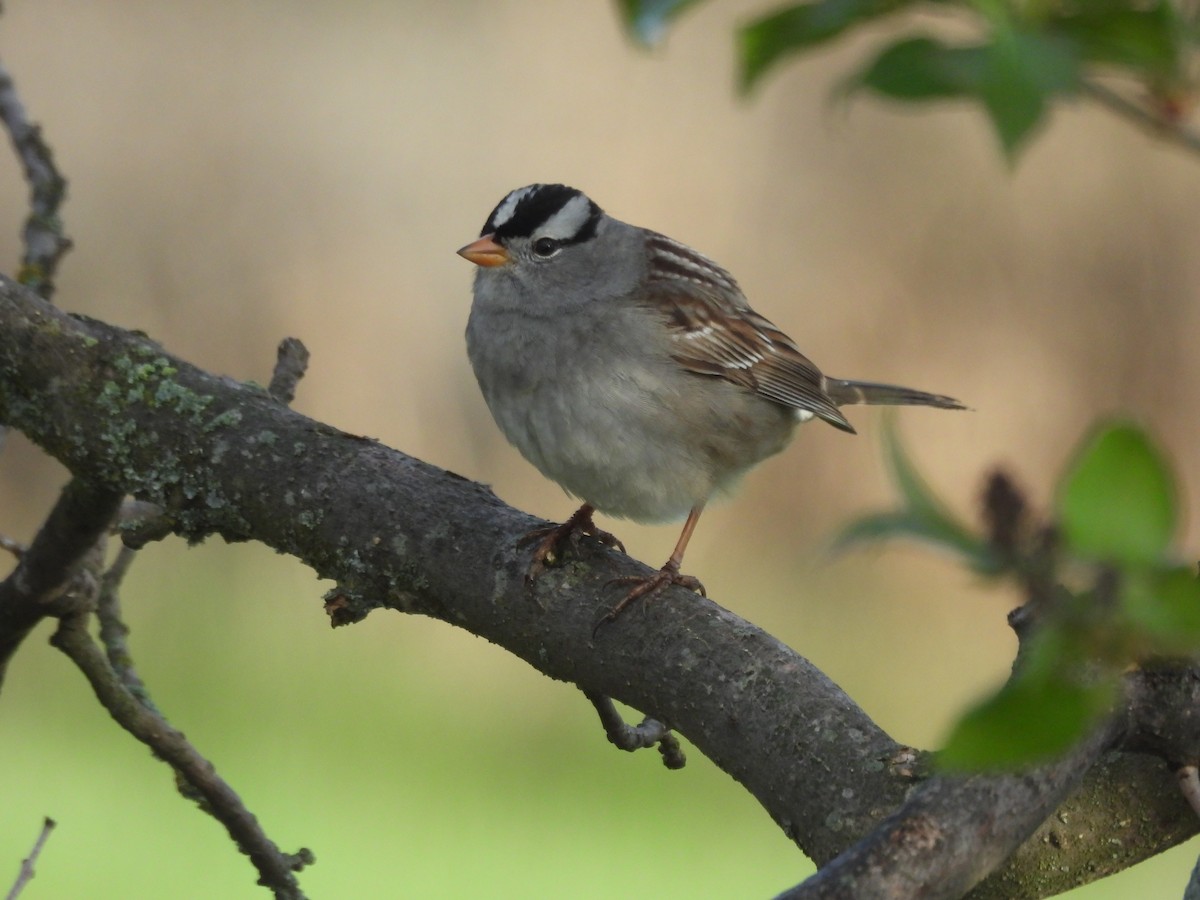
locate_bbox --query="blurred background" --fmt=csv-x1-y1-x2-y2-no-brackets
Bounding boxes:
1,1,1198,897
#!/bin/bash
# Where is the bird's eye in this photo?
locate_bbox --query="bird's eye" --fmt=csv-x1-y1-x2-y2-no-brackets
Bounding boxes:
532,237,562,258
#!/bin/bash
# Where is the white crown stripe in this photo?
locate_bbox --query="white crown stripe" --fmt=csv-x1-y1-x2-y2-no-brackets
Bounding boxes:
539,193,595,241
489,186,535,230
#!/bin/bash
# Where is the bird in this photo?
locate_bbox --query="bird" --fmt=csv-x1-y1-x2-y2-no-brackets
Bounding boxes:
458,183,963,627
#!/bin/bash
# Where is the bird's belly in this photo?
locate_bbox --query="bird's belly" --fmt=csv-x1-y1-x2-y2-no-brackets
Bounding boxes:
484,360,795,523
467,304,798,522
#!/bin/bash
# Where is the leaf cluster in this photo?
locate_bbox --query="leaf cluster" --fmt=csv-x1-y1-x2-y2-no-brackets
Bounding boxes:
839,419,1200,770
618,0,1200,157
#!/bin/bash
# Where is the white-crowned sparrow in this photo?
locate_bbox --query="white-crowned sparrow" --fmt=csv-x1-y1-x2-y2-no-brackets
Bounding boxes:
459,183,963,624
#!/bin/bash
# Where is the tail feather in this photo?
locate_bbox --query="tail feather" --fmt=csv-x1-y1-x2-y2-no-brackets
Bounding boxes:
825,377,966,411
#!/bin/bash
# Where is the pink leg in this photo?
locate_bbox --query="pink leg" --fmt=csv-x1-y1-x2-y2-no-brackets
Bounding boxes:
596,504,707,632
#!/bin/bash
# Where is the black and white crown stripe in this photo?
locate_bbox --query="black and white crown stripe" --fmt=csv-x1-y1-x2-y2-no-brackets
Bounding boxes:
486,185,535,232
482,183,602,246
481,187,748,301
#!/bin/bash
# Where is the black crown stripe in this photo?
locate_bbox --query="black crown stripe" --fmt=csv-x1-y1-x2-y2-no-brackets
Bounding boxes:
483,184,602,245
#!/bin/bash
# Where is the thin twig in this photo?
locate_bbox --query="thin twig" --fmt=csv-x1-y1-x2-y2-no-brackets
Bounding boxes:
0,533,25,558
5,817,56,900
1081,80,1200,157
89,544,313,892
583,689,686,769
1185,844,1200,900
50,613,313,899
95,544,155,707
0,56,72,299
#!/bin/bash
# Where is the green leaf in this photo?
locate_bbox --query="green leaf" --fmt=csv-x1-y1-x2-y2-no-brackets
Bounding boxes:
939,656,1116,770
853,36,985,99
850,29,1079,159
978,31,1080,158
1048,3,1182,76
834,418,997,571
1057,422,1177,566
835,510,1000,573
615,0,707,46
1122,566,1200,654
965,0,1014,28
739,0,900,92
883,415,961,530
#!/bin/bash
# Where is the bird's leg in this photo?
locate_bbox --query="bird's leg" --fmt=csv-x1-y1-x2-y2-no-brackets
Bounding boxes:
520,503,625,585
596,505,707,633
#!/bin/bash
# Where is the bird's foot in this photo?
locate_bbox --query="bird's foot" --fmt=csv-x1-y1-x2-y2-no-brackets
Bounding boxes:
594,561,705,636
519,504,624,586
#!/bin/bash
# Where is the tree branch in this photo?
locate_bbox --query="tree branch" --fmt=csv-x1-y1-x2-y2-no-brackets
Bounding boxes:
0,274,913,863
1081,80,1200,157
0,277,1195,896
49,612,313,898
0,476,123,683
5,817,55,900
94,543,153,704
1186,850,1200,900
267,337,309,406
778,721,1122,899
0,56,72,299
584,689,686,769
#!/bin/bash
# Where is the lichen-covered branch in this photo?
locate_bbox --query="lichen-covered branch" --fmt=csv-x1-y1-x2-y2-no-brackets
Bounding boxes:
778,721,1122,899
0,277,1196,896
0,274,920,864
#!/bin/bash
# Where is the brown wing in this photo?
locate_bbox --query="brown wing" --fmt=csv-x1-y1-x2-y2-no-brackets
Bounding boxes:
642,232,854,432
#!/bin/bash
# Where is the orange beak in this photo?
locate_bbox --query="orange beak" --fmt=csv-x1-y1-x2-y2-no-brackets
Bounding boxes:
457,234,510,267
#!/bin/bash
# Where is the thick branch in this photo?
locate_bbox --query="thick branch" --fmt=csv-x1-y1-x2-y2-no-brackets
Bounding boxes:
779,721,1121,899
969,747,1197,898
0,278,1195,895
0,276,901,861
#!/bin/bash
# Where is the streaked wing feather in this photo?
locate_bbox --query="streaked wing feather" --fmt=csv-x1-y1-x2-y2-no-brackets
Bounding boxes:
642,232,850,430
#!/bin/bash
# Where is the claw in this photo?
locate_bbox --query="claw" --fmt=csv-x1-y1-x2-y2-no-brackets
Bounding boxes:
520,504,624,586
592,563,706,637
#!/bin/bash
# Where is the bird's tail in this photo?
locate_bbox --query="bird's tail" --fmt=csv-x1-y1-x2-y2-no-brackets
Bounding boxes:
825,378,966,411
